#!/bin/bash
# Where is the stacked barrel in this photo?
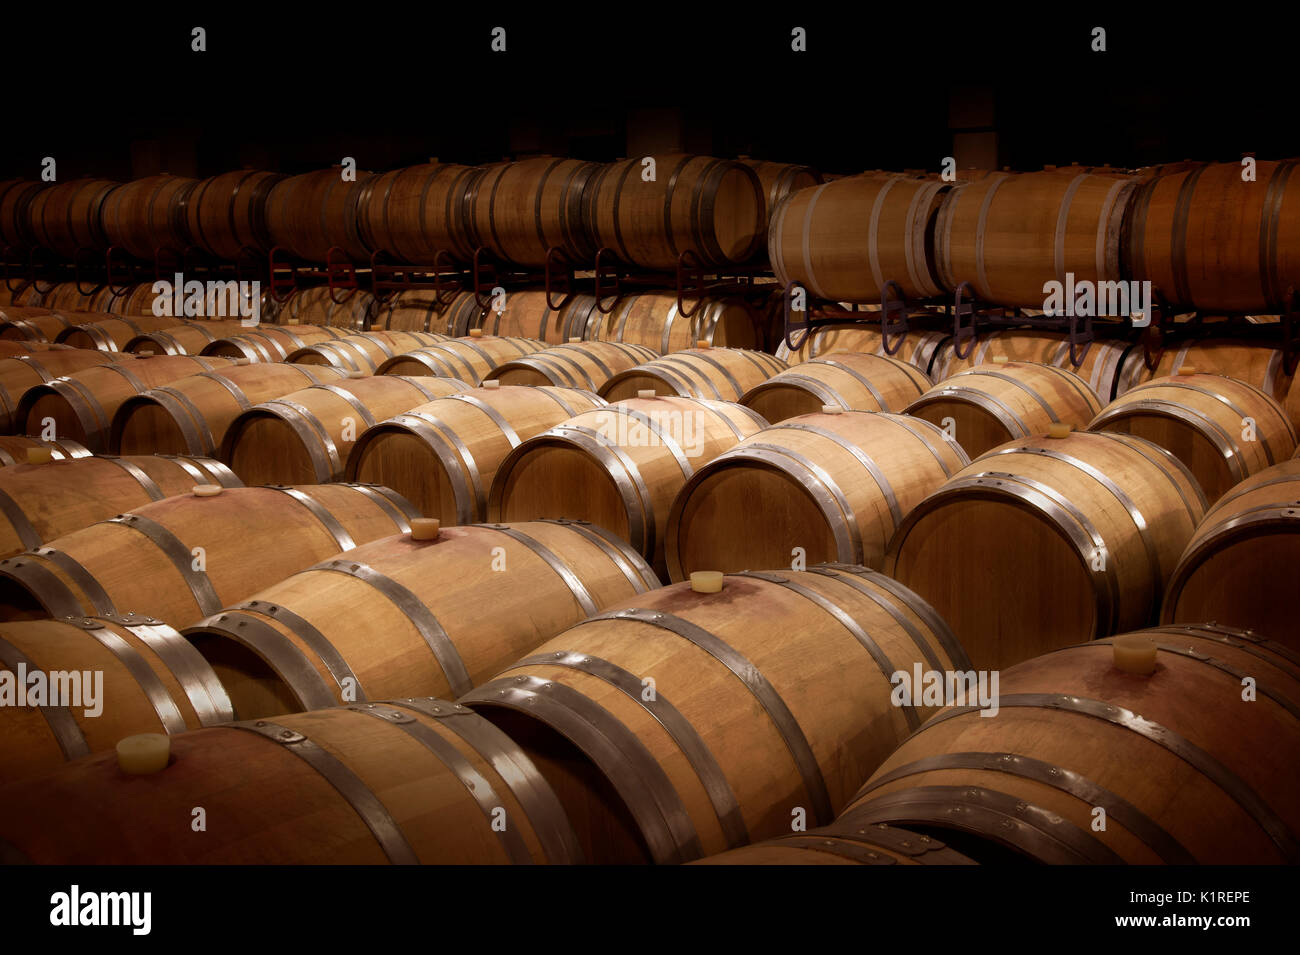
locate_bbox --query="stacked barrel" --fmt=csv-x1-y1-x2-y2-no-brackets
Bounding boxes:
0,153,1296,869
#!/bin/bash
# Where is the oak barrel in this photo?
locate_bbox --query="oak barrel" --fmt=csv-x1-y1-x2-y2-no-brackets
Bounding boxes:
99,175,198,259
264,167,374,263
599,347,787,402
286,330,446,374
740,352,931,423
183,169,285,260
372,289,483,334
587,292,760,351
691,821,974,865
465,157,599,267
0,348,132,433
25,179,118,257
376,335,546,384
356,162,481,264
200,324,348,362
488,341,659,392
478,290,597,344
0,435,90,466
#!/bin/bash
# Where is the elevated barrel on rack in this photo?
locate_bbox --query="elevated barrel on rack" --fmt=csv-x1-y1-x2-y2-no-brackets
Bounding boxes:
356,162,481,264
667,410,967,580
477,290,598,344
372,290,482,335
376,335,546,384
0,349,133,432
286,330,446,374
462,567,969,864
935,170,1137,308
278,286,376,331
691,821,975,865
346,385,605,525
124,321,252,356
264,167,374,263
0,436,90,466
740,352,931,423
222,375,468,484
99,175,198,260
1161,459,1300,647
905,361,1104,458
769,176,949,303
884,430,1206,669
929,331,1135,401
183,169,285,260
737,158,822,228
0,180,46,249
465,158,599,268
111,362,347,457
0,483,419,627
0,452,240,559
840,626,1300,864
185,519,659,719
56,315,200,352
488,395,767,573
587,292,761,351
599,347,787,402
1125,160,1300,313
1088,371,1297,503
585,155,765,271
488,341,659,392
200,324,348,363
0,615,235,785
14,354,233,453
0,700,581,864
24,179,118,258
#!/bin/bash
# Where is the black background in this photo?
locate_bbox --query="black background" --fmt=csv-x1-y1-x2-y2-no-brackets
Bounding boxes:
1,7,1293,178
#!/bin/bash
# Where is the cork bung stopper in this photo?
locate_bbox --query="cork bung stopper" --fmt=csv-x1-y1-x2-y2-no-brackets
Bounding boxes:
1112,635,1158,675
690,571,724,593
192,484,223,498
637,389,657,399
483,379,501,389
1048,423,1072,439
26,447,53,464
410,518,441,541
117,733,170,774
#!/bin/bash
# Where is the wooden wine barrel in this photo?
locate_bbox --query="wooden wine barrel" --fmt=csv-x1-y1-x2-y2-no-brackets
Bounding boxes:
1089,371,1297,503
38,283,119,313
99,175,198,259
346,385,605,525
488,395,767,573
487,341,659,392
376,335,546,384
770,176,948,303
906,361,1104,458
935,170,1137,308
585,155,765,270
0,435,90,466
0,452,240,559
840,626,1300,864
0,615,235,785
1132,160,1206,181
201,324,348,362
599,347,788,402
109,279,278,326
1125,160,1300,312
0,483,419,627
1116,339,1293,408
478,290,598,344
0,700,581,864
587,292,760,351
930,331,1136,401
737,158,823,228
25,179,118,258
372,289,483,334
0,180,46,249
1161,459,1300,646
462,566,969,864
740,352,931,423
56,314,197,352
774,323,950,377
356,162,481,264
691,821,975,865
16,354,232,453
222,375,467,484
667,410,967,581
186,519,658,718
0,307,73,342
111,362,348,457
0,349,135,434
278,286,376,331
0,281,44,306
286,330,446,374
0,339,71,358
183,169,285,260
884,430,1206,669
264,167,374,263
464,157,599,267
124,320,252,355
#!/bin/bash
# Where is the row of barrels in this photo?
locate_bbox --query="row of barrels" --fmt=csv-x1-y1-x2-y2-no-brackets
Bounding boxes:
773,160,1300,314
4,350,1296,654
0,156,820,272
0,545,1293,865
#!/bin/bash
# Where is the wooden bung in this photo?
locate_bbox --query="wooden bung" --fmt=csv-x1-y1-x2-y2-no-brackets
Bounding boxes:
689,570,723,593
1048,422,1073,438
1112,634,1159,675
410,517,441,541
116,733,170,775
192,484,223,497
25,447,51,464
